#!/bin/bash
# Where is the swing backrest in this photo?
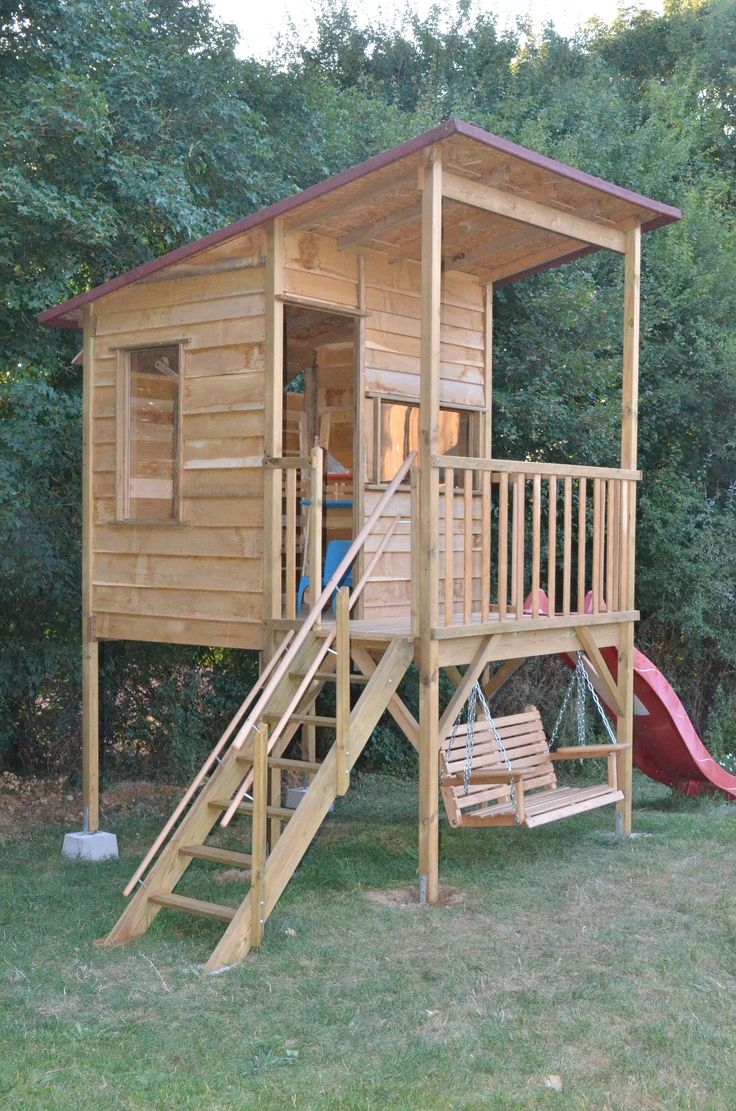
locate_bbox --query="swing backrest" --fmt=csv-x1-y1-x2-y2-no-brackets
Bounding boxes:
442,706,557,823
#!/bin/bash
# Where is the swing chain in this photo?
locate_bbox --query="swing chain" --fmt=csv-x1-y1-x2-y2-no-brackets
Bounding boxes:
549,651,618,750
577,662,586,748
476,684,522,825
578,657,619,745
549,653,583,750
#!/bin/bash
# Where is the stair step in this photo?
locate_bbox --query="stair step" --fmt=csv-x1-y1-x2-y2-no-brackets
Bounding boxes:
263,712,337,727
236,755,322,773
290,670,369,684
208,799,295,821
269,757,322,773
149,892,236,922
179,845,252,867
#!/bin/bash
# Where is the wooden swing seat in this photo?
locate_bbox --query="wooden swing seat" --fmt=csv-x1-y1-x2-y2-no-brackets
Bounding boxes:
441,706,629,829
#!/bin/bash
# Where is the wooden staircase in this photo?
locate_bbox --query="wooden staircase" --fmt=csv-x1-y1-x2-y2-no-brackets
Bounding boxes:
102,455,416,972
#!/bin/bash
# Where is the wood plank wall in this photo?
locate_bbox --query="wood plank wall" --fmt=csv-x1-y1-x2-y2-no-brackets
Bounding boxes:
90,229,268,649
87,226,488,647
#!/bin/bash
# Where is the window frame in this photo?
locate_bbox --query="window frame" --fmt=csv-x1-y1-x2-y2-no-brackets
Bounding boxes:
370,393,482,486
115,341,186,524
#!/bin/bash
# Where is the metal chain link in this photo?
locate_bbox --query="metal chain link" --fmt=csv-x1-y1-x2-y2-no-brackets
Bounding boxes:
579,658,619,745
577,661,587,747
476,684,522,824
549,655,582,749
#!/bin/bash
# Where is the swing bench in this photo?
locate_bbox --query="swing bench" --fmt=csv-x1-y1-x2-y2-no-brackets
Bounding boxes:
441,655,630,829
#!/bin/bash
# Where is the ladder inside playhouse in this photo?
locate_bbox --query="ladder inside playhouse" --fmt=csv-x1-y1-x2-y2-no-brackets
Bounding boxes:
102,457,415,972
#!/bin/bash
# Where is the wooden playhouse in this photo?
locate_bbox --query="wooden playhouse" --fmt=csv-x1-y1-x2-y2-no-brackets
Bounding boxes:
40,119,681,969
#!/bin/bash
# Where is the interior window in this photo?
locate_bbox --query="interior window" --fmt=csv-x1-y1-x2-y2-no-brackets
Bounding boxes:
378,400,472,482
126,346,180,520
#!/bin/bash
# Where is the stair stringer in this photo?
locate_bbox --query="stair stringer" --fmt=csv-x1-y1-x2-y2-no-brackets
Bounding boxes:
204,635,414,971
102,631,329,948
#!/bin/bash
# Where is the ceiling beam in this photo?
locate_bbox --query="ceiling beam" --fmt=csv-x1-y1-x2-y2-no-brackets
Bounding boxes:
288,170,419,233
442,171,627,253
477,238,582,284
337,202,421,251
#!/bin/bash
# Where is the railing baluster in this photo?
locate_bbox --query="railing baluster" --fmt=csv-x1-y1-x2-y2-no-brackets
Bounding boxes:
444,469,454,627
532,473,541,617
610,479,620,612
605,478,612,611
592,477,602,614
577,476,587,614
563,476,572,617
513,473,525,620
285,468,297,619
464,469,473,624
626,478,636,610
424,457,635,629
410,468,419,637
548,475,557,618
481,470,491,622
498,472,509,620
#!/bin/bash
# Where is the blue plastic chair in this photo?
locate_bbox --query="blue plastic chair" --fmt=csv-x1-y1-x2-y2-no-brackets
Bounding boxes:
297,540,353,614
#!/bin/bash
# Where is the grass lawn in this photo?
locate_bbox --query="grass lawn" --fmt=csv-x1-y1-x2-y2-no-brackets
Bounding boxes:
1,771,735,1110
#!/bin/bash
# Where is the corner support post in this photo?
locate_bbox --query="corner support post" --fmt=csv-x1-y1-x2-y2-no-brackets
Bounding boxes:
418,146,442,903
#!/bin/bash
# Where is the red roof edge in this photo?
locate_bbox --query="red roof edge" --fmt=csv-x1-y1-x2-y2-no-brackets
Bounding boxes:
38,118,681,330
37,120,459,329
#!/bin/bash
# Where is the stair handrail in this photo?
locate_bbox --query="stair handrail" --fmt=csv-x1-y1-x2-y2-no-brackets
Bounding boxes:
123,451,415,892
227,450,416,754
218,455,415,826
122,631,295,896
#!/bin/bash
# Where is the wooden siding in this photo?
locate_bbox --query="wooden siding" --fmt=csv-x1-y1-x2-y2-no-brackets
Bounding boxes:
86,225,489,646
89,234,266,650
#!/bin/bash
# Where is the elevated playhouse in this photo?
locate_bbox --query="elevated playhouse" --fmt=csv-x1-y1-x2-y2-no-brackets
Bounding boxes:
42,120,731,972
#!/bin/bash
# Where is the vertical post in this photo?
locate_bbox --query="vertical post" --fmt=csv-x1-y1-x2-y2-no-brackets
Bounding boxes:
353,253,367,618
577,477,587,614
264,220,284,657
82,309,99,833
418,146,442,905
617,225,640,836
335,587,350,796
309,443,323,616
482,283,493,653
616,620,635,836
251,723,268,947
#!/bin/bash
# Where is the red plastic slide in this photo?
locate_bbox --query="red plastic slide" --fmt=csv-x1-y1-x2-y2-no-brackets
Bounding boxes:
598,645,736,800
527,589,736,800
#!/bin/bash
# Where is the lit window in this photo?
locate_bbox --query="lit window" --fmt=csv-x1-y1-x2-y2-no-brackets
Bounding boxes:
378,399,472,483
124,346,180,520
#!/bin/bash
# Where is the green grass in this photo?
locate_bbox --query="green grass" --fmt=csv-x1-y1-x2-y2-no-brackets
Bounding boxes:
1,773,735,1110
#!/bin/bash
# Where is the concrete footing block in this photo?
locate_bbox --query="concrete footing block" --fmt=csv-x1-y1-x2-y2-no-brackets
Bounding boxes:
62,830,119,861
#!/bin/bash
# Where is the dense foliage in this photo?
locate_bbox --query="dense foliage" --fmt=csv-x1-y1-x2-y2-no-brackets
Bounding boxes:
1,0,734,778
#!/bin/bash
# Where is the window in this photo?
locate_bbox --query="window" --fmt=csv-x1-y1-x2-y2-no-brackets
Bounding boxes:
377,398,474,483
120,345,181,521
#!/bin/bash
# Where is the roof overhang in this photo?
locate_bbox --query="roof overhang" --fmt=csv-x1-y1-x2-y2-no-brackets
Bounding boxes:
39,118,681,330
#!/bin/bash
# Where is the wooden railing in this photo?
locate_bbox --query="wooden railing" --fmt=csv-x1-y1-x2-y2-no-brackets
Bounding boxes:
270,446,323,620
430,455,639,631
